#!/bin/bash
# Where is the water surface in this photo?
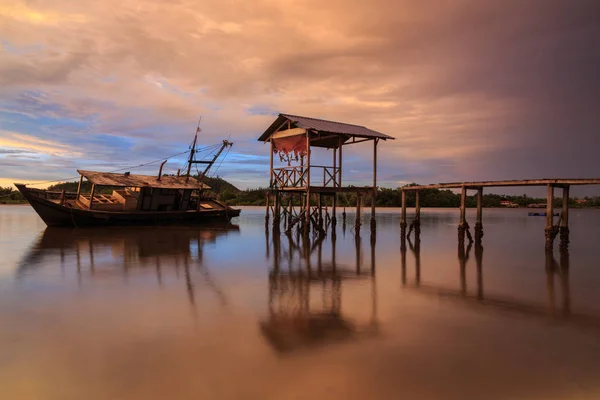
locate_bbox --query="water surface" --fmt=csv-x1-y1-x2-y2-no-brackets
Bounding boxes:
2,205,600,399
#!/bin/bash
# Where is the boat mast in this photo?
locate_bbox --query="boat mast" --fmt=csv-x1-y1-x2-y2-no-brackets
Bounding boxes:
185,119,201,183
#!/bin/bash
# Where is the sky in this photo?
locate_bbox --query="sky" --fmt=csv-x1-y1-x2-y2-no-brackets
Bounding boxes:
0,0,599,195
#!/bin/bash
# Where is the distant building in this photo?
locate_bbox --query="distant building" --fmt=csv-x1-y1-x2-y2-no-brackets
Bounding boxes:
576,199,588,204
500,200,519,208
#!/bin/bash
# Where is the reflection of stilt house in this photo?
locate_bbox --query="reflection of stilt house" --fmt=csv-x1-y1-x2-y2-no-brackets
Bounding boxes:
259,114,394,234
261,230,378,353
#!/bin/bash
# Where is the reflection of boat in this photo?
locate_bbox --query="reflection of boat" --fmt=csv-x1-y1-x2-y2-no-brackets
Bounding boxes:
17,223,239,277
15,135,240,227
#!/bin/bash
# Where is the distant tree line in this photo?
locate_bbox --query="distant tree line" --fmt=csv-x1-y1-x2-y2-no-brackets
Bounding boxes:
0,187,25,204
4,179,600,208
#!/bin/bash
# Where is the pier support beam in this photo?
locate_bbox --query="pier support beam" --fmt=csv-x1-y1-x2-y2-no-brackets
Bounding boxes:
458,186,467,245
545,185,557,251
475,187,484,244
370,138,378,233
560,185,570,251
408,190,421,239
355,194,362,233
400,190,407,240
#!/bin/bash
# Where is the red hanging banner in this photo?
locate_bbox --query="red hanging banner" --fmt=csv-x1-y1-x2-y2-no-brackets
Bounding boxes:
272,135,307,164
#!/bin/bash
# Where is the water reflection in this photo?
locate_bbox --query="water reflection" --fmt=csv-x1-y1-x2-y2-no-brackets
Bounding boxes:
399,235,600,329
261,231,378,353
17,224,239,309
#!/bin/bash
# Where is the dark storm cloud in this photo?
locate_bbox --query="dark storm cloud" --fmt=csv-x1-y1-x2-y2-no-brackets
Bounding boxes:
0,0,598,189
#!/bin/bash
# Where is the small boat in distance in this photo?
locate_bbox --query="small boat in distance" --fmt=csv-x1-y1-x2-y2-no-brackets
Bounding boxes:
528,212,559,217
15,135,241,227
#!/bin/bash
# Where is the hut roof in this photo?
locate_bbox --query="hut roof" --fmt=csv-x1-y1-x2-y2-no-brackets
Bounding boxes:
77,170,210,190
258,113,394,146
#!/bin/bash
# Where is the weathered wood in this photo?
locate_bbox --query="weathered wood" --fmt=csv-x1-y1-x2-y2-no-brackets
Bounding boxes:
415,190,421,220
371,138,378,230
402,178,600,190
476,188,483,225
338,137,343,187
76,174,84,201
271,128,306,139
560,185,570,251
459,186,467,225
475,187,484,243
561,186,569,227
401,190,407,226
305,130,311,230
269,135,274,187
546,185,554,229
89,184,96,210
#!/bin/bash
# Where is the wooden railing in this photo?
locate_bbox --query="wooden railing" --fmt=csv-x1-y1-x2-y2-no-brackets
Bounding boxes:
272,166,340,188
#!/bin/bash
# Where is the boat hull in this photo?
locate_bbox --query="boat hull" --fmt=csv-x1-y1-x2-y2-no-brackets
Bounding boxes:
15,184,240,228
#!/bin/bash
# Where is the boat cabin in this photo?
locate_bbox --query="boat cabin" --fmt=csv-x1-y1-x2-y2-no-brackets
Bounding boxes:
72,170,211,212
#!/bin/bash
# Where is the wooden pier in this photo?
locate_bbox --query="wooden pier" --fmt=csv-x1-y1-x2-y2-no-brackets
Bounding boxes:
401,179,600,250
259,114,394,236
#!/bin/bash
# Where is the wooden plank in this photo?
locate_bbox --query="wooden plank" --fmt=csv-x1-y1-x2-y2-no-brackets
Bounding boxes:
402,178,600,190
272,128,307,139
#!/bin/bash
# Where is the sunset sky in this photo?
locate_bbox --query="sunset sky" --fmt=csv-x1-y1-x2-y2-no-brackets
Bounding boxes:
1,0,599,193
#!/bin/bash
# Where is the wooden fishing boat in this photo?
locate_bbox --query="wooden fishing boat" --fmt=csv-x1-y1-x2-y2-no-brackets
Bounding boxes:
15,138,241,227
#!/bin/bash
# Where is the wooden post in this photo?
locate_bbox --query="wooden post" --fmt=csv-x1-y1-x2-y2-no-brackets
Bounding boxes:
273,190,280,231
545,184,555,251
338,137,343,187
269,136,274,187
288,195,293,227
318,193,323,229
414,190,421,238
458,186,467,244
76,174,84,202
371,138,378,232
560,185,570,251
400,189,407,241
89,184,96,210
265,192,270,228
304,131,311,233
355,194,362,231
475,187,483,243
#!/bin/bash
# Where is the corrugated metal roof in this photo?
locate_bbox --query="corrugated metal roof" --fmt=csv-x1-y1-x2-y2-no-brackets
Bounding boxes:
77,170,210,190
258,114,394,142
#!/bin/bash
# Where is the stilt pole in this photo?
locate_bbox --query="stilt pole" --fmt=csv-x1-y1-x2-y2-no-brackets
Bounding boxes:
400,190,407,239
371,138,378,232
545,184,555,251
560,185,570,251
458,186,467,245
475,187,484,243
304,130,311,235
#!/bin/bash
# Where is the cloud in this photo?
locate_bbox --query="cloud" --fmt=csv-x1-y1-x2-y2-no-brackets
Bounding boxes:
0,0,598,189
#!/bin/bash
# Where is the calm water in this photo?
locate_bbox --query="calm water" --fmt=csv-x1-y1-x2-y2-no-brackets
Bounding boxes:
2,205,600,399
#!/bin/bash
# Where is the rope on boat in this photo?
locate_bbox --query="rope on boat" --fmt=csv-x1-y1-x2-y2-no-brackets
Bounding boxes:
16,148,204,187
